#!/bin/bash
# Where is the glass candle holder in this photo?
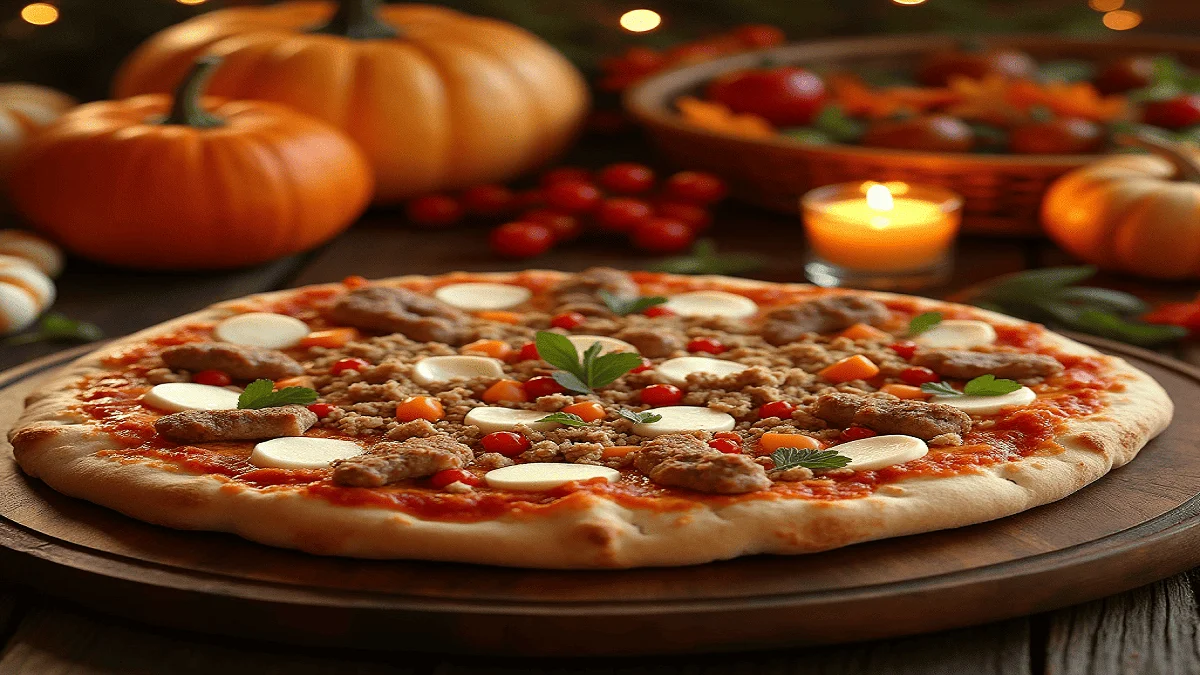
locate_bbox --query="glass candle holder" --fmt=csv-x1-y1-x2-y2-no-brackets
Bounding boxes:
801,181,963,291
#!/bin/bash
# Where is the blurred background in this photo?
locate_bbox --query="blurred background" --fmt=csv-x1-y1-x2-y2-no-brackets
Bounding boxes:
2,0,1200,102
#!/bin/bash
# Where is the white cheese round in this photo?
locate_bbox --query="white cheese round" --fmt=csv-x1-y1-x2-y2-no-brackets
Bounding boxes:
434,282,532,311
835,434,929,471
662,290,758,318
0,283,39,335
144,382,241,413
413,355,506,386
214,312,310,350
914,319,997,349
485,463,620,491
566,334,638,355
0,260,54,307
632,405,737,437
655,356,750,387
250,437,363,470
931,386,1037,416
464,407,562,434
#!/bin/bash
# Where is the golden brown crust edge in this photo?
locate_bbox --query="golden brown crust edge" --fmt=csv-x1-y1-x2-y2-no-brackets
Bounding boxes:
7,272,1173,568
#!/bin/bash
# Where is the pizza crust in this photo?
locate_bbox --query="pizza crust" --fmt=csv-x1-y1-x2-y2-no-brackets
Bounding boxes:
6,273,1174,568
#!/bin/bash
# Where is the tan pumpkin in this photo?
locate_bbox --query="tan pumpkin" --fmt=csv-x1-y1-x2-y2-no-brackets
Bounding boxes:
0,83,76,183
113,0,589,205
1042,136,1200,280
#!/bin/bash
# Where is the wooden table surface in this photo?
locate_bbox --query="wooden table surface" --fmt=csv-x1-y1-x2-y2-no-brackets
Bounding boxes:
2,198,1199,673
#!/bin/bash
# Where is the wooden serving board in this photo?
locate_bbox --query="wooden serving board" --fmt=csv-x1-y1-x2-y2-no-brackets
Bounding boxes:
0,339,1198,657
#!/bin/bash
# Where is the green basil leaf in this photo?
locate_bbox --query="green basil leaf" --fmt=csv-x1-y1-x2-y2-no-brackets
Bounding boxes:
550,371,591,395
4,312,105,346
237,379,276,409
1054,286,1148,315
598,290,668,316
920,381,962,397
648,239,765,276
771,447,851,471
962,374,1023,397
908,312,943,335
236,380,317,409
538,412,589,427
616,409,662,424
535,331,583,379
589,352,646,389
979,267,1098,303
1074,310,1189,347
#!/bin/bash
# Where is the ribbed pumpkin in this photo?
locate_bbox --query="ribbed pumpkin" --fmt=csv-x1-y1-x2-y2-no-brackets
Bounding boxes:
11,58,372,270
113,0,590,205
1042,135,1200,280
0,83,76,184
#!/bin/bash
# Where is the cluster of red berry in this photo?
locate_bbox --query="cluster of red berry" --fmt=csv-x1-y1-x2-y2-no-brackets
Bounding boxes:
404,164,729,259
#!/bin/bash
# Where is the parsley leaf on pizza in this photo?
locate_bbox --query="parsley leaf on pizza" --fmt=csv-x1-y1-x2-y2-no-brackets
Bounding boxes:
616,409,663,424
598,290,668,316
237,379,318,409
771,447,852,471
908,312,943,335
921,375,1023,397
535,331,644,394
538,412,589,427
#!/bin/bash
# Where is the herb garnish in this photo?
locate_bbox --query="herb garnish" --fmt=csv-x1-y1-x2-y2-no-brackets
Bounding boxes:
534,331,644,395
4,313,104,346
537,412,589,427
616,409,664,424
920,374,1023,398
598,289,668,317
237,379,318,410
908,312,943,335
770,447,852,471
648,239,765,276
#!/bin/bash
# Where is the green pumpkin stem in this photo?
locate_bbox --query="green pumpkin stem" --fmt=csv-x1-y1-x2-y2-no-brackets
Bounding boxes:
311,0,398,40
1115,131,1200,183
161,56,224,129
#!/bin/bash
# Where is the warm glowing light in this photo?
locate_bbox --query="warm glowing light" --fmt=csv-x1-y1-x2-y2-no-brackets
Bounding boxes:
177,0,208,4
866,184,894,212
892,0,928,5
620,9,662,32
1103,9,1142,30
1088,0,1123,11
20,2,58,25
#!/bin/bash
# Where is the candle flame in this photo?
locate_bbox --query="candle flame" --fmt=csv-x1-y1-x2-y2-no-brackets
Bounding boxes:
620,9,662,32
866,184,894,212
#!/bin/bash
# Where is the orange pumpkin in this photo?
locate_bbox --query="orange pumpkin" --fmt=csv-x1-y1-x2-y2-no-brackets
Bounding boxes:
113,0,589,205
0,83,76,184
11,57,372,270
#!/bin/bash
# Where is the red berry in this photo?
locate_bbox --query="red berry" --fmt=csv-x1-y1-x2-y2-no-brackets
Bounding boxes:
524,375,565,398
512,189,545,210
460,184,515,216
406,194,464,227
758,400,795,420
192,369,231,387
841,426,878,442
889,341,919,359
517,342,540,361
643,306,675,318
641,384,683,406
544,180,602,213
481,431,531,457
431,468,483,489
550,311,586,330
708,438,742,454
899,366,940,386
733,24,786,48
540,167,591,187
632,217,695,253
631,357,654,373
687,337,727,354
706,67,826,127
1143,94,1200,130
307,402,336,417
520,209,581,241
656,201,712,231
331,357,369,375
595,198,653,232
489,222,554,258
597,163,655,194
663,172,728,205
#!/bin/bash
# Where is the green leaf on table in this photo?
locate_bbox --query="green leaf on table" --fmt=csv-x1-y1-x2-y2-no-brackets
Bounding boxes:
616,408,663,425
237,379,318,410
648,239,765,277
598,289,667,316
908,312,943,335
537,412,589,427
4,313,105,346
920,381,962,397
1055,286,1148,315
978,266,1098,303
1074,310,1189,347
771,447,851,471
962,374,1023,396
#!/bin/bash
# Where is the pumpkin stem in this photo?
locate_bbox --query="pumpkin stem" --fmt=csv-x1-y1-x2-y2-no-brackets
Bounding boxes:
1115,131,1200,183
311,0,398,40
160,56,224,129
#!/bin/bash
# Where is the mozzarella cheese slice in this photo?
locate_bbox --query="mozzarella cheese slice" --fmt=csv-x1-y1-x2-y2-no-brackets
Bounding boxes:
250,437,363,470
914,319,997,349
144,383,241,413
632,406,736,437
413,355,506,385
655,356,750,386
835,434,929,471
464,407,561,434
434,282,532,311
662,290,758,318
566,335,638,355
485,463,620,491
931,386,1036,416
214,312,310,350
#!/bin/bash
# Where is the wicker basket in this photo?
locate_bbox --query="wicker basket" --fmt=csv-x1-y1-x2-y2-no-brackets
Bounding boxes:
624,34,1200,236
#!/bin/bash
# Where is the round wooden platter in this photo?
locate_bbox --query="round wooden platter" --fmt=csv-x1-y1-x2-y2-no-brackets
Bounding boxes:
1,340,1199,657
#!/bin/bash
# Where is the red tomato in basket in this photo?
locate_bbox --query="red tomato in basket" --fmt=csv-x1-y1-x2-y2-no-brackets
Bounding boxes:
705,66,826,127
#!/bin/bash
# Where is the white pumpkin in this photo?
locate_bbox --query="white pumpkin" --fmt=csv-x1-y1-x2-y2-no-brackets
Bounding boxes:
0,255,54,334
0,229,63,277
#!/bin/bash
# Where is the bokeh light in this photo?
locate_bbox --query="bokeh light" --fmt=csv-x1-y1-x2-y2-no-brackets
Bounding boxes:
620,9,662,33
892,0,928,5
20,3,58,25
1103,9,1142,30
177,0,208,5
1088,0,1124,11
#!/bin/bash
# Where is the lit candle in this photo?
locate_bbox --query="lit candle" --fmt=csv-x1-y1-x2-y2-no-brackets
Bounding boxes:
802,181,962,279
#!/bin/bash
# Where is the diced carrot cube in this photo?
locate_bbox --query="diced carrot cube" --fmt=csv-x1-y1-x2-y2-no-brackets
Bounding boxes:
562,401,607,422
838,323,891,341
758,432,821,453
475,310,523,324
879,383,930,400
602,445,640,458
395,395,445,422
483,379,527,404
275,376,314,389
461,339,513,360
298,328,359,349
818,354,881,383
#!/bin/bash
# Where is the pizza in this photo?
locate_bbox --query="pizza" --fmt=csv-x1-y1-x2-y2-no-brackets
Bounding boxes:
7,269,1172,568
